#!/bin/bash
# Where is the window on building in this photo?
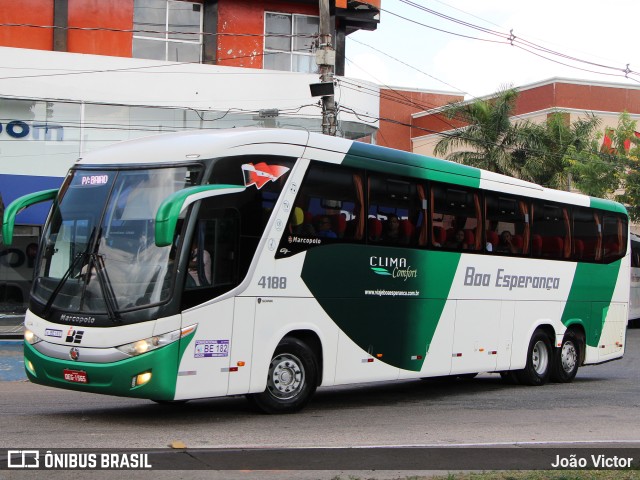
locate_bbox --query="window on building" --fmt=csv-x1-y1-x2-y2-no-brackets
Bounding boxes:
264,12,319,73
133,0,203,63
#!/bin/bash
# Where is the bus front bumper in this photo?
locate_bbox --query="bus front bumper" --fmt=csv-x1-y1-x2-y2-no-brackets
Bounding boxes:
24,340,181,401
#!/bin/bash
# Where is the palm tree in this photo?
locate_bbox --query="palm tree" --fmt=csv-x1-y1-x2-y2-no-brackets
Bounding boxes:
433,88,524,177
518,112,601,190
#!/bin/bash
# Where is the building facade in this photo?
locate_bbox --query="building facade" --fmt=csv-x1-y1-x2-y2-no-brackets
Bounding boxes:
411,78,640,158
0,0,460,312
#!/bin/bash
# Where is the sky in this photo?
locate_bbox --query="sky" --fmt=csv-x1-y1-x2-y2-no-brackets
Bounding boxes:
345,0,640,100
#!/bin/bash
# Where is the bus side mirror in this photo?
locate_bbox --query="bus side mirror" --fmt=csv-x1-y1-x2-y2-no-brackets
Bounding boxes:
154,185,245,247
2,189,58,246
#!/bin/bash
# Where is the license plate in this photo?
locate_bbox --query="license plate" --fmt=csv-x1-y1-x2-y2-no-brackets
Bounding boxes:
63,369,88,384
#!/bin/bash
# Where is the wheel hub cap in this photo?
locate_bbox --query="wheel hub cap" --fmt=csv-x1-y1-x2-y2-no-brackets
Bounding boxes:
267,354,304,399
532,340,549,375
561,341,577,372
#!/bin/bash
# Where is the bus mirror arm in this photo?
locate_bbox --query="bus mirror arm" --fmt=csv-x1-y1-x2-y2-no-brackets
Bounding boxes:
154,185,245,247
2,189,58,246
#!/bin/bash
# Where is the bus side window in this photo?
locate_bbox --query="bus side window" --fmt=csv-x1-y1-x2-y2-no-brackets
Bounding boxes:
277,162,364,256
602,213,627,263
368,174,422,246
431,183,481,251
572,207,600,262
531,202,570,260
484,192,529,256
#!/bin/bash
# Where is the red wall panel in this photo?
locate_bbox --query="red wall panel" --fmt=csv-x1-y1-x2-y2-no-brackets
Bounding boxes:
68,0,133,57
380,89,462,151
514,83,555,115
0,0,54,50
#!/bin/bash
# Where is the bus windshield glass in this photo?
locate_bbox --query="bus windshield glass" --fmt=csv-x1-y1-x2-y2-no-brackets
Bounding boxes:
33,166,202,315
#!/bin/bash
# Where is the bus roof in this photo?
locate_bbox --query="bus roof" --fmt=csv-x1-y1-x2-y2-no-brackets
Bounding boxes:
75,128,627,215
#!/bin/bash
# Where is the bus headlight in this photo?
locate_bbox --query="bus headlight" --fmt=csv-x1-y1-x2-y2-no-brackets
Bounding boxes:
24,329,42,345
116,324,196,357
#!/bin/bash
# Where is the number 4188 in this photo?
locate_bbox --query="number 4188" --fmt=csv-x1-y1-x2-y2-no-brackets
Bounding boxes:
258,276,287,289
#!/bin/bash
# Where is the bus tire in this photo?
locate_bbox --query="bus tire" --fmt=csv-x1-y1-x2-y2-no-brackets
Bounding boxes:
516,330,552,386
551,330,581,383
247,337,318,414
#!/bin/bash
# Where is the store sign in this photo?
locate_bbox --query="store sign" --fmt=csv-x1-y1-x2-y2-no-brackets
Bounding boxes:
0,120,64,141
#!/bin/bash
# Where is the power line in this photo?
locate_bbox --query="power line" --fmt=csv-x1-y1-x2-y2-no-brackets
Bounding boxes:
0,22,315,40
392,0,640,82
347,36,468,96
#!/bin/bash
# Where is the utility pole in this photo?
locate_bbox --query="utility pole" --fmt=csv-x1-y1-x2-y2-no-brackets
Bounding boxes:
317,0,337,136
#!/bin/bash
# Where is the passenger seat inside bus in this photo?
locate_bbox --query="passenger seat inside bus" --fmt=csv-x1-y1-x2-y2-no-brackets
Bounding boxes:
532,234,543,256
573,239,584,259
512,234,524,252
400,219,415,244
542,236,564,258
486,230,499,251
464,229,475,250
368,217,382,241
432,226,446,247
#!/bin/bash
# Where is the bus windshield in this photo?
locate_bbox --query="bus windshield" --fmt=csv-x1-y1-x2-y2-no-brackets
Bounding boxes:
33,166,201,316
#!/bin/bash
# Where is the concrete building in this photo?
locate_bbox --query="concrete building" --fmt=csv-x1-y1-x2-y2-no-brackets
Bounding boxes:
411,77,640,157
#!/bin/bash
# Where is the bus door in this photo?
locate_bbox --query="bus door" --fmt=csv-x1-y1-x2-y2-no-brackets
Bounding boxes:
175,214,242,399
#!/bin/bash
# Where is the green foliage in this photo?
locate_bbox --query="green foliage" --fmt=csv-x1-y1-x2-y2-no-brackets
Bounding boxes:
433,87,524,177
618,168,640,221
566,146,620,198
433,88,640,216
518,113,601,190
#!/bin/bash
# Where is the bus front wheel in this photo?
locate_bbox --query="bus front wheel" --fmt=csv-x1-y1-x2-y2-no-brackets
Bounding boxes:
551,330,581,383
247,337,318,414
516,330,552,386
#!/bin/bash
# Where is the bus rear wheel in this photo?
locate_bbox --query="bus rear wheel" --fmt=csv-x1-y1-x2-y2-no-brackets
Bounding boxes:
247,337,318,414
516,330,552,386
551,330,581,383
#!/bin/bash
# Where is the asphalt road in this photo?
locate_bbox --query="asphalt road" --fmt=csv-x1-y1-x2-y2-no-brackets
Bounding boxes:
1,330,639,479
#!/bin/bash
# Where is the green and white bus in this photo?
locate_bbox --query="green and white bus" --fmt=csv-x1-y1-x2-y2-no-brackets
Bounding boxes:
3,128,629,413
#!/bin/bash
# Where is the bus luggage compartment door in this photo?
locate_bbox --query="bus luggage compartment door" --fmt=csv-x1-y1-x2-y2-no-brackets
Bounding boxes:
450,300,502,375
594,302,626,361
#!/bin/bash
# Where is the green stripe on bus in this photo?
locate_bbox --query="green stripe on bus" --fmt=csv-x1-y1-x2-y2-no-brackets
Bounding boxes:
589,196,628,214
561,260,622,347
342,142,482,189
301,244,461,371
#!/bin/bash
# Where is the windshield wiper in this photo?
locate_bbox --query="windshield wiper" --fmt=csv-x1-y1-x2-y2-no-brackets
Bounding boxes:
41,226,121,323
42,226,99,318
43,252,87,318
90,253,122,323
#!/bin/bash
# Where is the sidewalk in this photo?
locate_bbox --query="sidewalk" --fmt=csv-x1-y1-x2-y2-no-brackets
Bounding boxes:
0,340,25,381
0,313,25,339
